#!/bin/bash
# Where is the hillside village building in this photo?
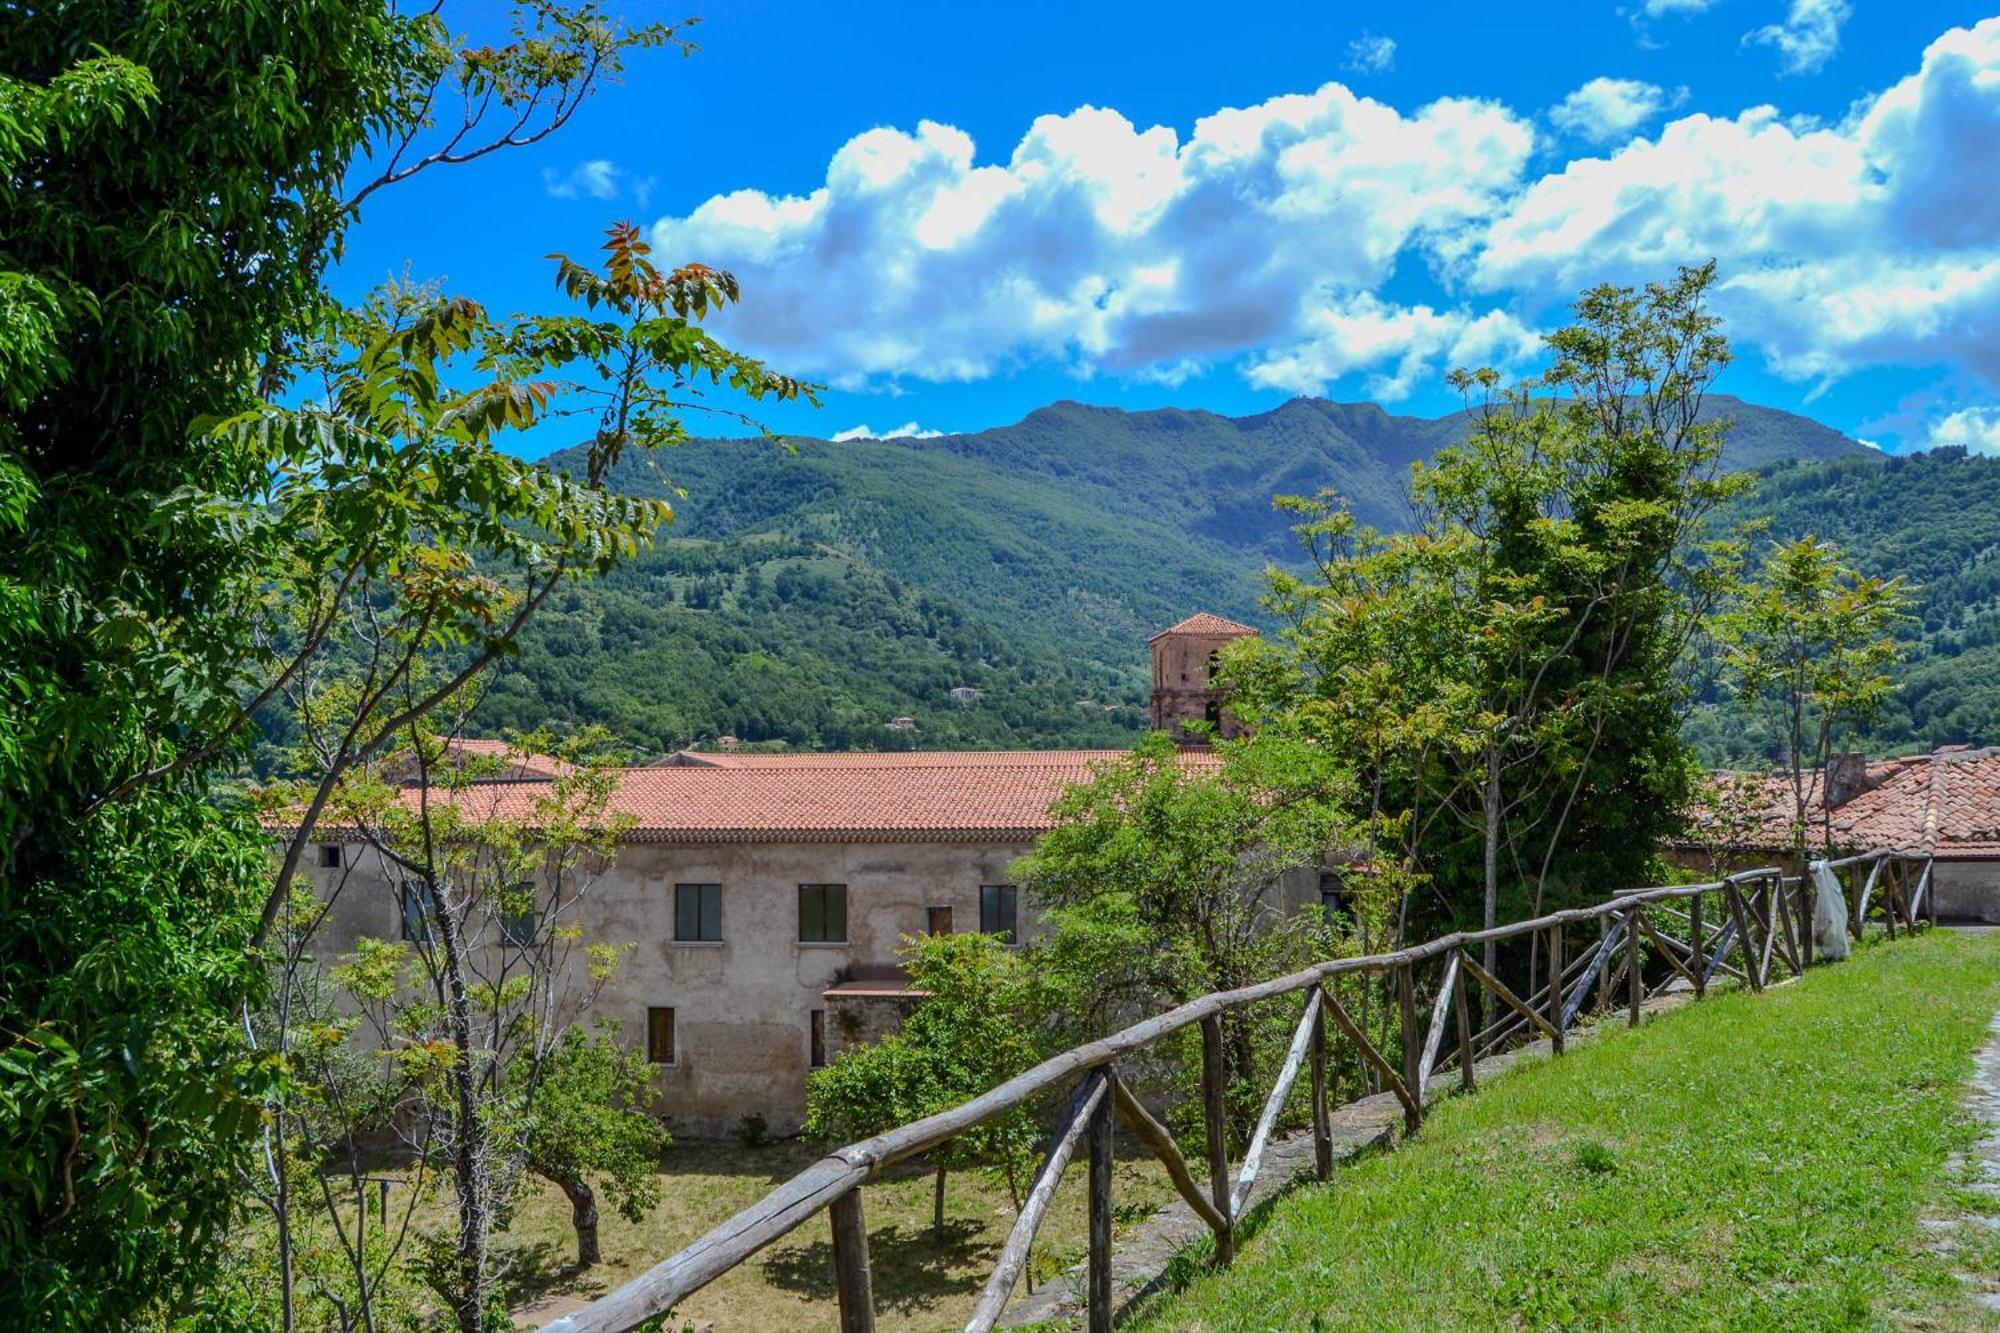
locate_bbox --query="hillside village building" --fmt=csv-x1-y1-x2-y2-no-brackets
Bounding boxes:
1684,746,2000,918
309,614,1292,1135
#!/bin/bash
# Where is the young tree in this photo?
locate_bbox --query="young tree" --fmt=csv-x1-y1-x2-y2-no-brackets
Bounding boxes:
805,933,1045,1245
1012,730,1349,1139
1721,536,1911,858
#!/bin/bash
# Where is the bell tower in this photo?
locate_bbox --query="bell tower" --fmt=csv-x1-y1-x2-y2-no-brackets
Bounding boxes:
1148,612,1258,742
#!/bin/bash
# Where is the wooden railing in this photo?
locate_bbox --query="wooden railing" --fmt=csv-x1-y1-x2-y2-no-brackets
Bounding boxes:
546,849,1933,1333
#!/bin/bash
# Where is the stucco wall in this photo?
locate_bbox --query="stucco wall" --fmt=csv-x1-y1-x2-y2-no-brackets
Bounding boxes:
307,838,1036,1136
1149,631,1248,739
1932,860,2000,923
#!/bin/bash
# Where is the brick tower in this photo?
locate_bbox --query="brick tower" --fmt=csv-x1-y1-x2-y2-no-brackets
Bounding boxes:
1148,612,1258,742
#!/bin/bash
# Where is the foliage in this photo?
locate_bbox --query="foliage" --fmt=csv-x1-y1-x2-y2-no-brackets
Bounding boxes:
805,933,1047,1235
1719,536,1912,854
1131,930,2000,1331
1013,730,1349,1138
519,1023,672,1250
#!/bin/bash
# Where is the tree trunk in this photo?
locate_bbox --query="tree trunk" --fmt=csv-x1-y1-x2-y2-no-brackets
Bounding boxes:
932,1163,948,1245
1481,745,1501,1030
558,1174,602,1268
435,898,490,1333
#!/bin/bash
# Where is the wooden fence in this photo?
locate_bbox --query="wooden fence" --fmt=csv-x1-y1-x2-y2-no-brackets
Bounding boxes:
546,848,1933,1333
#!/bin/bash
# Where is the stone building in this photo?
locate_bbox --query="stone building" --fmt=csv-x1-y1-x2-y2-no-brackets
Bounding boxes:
1147,612,1258,740
306,614,1288,1136
1679,745,2000,919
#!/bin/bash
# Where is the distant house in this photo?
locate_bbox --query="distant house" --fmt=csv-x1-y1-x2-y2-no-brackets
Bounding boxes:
305,613,1303,1134
947,686,983,703
1683,746,2000,920
885,715,917,732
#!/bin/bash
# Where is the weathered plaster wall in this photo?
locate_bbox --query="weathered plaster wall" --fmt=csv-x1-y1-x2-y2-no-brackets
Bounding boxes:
1932,860,2000,923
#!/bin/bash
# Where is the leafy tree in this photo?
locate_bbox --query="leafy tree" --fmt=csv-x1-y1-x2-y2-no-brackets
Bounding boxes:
519,1023,671,1269
0,6,786,1324
1720,536,1912,857
1012,730,1348,1139
805,933,1045,1245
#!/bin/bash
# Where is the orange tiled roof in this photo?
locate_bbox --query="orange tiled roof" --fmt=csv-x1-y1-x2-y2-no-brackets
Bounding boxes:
442,737,576,779
1695,747,2000,860
377,747,1221,844
1148,612,1259,641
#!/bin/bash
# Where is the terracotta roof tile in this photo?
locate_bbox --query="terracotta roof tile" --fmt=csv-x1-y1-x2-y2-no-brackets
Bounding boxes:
385,747,1221,844
1148,612,1259,642
1695,748,2000,860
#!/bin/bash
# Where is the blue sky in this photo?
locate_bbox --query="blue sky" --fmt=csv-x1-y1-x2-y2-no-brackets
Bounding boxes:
336,1,2000,456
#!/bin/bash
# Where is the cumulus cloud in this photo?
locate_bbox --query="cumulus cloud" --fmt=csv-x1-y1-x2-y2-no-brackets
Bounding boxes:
1746,0,1851,75
1345,34,1397,73
646,17,2000,411
1549,78,1684,142
1475,18,2000,388
1643,0,1718,13
1931,407,2000,454
829,421,945,441
653,87,1533,394
543,159,623,200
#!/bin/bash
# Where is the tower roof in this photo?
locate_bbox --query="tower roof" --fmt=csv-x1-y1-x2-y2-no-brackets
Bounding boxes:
1148,612,1259,642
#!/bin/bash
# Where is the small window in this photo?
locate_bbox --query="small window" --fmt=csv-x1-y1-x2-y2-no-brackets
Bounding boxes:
925,905,954,936
500,881,537,948
980,885,1018,944
810,1009,827,1069
319,844,343,869
400,881,434,944
799,884,848,943
647,1007,677,1065
1319,871,1346,926
675,883,722,942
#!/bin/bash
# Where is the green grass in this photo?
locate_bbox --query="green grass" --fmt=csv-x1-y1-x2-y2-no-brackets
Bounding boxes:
1130,930,2000,1332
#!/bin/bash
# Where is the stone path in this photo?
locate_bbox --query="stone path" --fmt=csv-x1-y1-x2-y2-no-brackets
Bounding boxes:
1002,990,1694,1330
1921,1004,2000,1316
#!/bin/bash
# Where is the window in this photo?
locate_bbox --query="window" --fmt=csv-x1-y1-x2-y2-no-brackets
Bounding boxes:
399,881,434,944
925,905,954,936
646,1007,677,1065
500,881,537,948
1318,871,1346,926
810,1009,827,1069
798,884,848,943
675,883,722,942
318,844,343,869
980,884,1018,944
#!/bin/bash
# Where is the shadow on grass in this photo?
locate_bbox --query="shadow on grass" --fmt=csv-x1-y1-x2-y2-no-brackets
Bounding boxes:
759,1219,996,1313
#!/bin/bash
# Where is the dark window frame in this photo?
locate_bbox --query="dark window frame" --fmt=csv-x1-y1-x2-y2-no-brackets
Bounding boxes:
399,880,434,944
925,904,954,936
675,883,723,942
500,880,538,948
809,1009,827,1069
318,844,343,869
798,884,849,943
979,884,1018,944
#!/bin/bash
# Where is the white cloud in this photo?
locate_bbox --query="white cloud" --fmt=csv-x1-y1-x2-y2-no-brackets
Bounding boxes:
653,87,1533,394
544,159,624,200
1931,407,2000,454
1247,295,1541,400
1345,34,1397,74
1475,18,2000,388
1746,0,1851,76
1549,78,1684,142
830,421,944,441
646,18,2000,413
1643,0,1718,14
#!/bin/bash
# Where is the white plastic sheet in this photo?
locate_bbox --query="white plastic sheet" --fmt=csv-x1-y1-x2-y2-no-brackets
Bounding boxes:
1809,860,1851,961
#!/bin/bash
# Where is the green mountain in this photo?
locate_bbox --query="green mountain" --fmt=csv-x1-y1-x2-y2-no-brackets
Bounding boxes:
475,394,1935,758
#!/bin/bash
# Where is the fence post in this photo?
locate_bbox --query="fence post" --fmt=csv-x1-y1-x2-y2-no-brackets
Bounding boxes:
1087,1088,1113,1333
1200,1013,1235,1264
1689,891,1705,998
1626,905,1643,1027
1453,952,1476,1093
1546,925,1565,1056
1724,880,1762,992
1308,994,1332,1181
1396,964,1421,1130
829,1189,876,1333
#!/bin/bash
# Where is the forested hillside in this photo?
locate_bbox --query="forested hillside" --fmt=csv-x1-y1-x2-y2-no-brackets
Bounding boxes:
475,393,1913,757
1684,446,2000,763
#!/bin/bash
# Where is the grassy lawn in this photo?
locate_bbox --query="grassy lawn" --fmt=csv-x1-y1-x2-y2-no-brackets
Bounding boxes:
1125,929,2000,1332
497,1136,1177,1329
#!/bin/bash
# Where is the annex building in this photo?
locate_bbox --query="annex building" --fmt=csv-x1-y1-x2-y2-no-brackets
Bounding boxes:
310,614,1272,1135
